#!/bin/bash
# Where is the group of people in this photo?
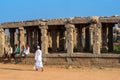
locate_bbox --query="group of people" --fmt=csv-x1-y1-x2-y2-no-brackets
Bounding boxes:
3,44,30,61
3,44,43,71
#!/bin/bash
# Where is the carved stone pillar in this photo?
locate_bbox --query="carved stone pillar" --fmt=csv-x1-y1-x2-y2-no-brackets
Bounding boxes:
76,26,83,52
82,26,86,49
9,28,15,50
102,24,108,52
59,29,66,51
119,22,120,28
19,27,25,53
90,16,101,54
0,28,5,56
14,31,18,45
34,28,38,46
51,27,57,52
57,31,59,50
85,27,90,51
108,24,114,52
26,28,30,45
39,24,48,54
73,28,77,49
29,28,35,52
89,27,94,51
38,28,41,46
48,31,52,49
65,23,75,54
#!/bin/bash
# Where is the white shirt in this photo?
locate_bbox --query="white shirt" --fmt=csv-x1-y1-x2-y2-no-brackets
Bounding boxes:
7,47,13,55
35,49,42,61
24,47,30,54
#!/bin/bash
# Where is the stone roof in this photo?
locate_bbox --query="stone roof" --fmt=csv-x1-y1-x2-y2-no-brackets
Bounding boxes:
1,16,120,28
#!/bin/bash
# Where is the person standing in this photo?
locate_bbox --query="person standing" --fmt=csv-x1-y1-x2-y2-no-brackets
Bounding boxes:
34,46,43,71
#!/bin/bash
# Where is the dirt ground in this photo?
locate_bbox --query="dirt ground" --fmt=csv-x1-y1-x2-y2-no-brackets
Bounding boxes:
0,63,120,80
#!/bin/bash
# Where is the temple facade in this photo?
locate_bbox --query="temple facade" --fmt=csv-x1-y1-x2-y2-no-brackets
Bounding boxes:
0,16,120,65
0,16,120,54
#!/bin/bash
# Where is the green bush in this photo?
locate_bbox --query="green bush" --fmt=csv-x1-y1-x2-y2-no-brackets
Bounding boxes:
114,44,120,53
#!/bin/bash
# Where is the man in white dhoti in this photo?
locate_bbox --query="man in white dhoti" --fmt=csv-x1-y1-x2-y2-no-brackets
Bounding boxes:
34,46,43,71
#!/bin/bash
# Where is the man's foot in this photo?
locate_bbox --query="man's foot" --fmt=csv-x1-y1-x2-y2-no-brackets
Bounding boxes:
35,68,38,71
41,68,44,72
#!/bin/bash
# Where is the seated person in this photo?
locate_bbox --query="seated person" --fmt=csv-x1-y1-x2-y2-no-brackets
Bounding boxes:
4,44,13,60
11,44,20,60
21,44,30,58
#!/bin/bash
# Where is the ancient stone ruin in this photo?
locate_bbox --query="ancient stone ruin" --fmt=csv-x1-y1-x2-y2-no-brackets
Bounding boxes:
0,16,120,66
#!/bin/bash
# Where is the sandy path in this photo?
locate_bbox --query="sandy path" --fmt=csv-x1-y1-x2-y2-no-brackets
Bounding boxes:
0,63,120,80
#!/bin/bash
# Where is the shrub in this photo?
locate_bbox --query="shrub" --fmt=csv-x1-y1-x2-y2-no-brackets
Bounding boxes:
114,44,120,53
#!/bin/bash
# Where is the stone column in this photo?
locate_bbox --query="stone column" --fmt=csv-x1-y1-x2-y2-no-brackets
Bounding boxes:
39,24,48,54
82,26,86,49
9,28,15,50
26,28,29,45
0,28,5,56
19,27,25,53
108,24,114,52
38,28,41,46
90,16,101,54
14,31,18,45
34,28,38,46
102,24,108,52
51,27,57,52
65,23,75,54
73,28,77,49
76,26,83,52
89,27,94,51
48,31,52,49
119,22,120,28
57,31,59,50
29,28,35,52
85,27,90,51
59,29,66,51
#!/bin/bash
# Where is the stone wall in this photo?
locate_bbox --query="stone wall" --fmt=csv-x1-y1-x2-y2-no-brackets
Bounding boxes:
1,54,120,67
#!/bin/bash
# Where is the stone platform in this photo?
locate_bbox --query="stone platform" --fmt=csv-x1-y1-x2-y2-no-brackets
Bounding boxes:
1,53,120,67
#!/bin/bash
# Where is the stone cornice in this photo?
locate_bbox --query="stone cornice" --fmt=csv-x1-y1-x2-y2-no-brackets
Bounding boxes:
1,16,120,28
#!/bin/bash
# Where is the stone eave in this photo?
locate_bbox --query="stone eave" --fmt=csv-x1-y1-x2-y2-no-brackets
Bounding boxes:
70,17,90,24
47,18,67,25
100,16,120,23
1,16,120,28
1,20,43,28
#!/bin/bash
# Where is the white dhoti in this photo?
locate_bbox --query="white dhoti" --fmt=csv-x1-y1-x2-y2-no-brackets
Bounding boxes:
34,61,43,68
34,49,43,69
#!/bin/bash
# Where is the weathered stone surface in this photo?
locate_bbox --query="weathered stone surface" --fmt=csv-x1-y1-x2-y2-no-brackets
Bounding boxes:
1,16,120,28
102,24,108,52
39,24,48,54
70,17,90,24
108,24,114,52
47,18,67,25
100,16,120,23
65,23,75,54
51,27,57,52
0,28,5,56
89,16,101,54
9,28,15,50
19,27,25,53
